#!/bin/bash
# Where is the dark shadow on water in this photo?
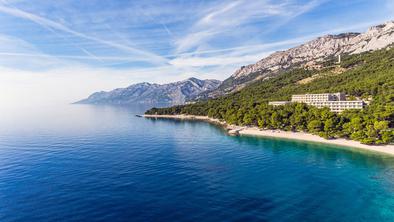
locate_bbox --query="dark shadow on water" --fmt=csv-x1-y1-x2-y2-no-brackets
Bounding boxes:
145,117,229,134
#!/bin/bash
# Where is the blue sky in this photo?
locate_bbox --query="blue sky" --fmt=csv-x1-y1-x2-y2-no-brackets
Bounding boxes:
0,0,393,105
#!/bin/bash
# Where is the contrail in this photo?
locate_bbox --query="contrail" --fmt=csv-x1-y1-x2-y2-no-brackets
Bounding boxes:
0,4,169,65
136,6,174,37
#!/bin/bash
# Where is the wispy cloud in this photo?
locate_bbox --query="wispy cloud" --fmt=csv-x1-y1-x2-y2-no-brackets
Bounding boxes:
173,0,330,54
0,0,392,107
262,0,329,33
174,0,286,53
169,19,389,69
0,33,165,72
0,34,64,70
0,3,168,65
0,52,158,61
135,4,174,38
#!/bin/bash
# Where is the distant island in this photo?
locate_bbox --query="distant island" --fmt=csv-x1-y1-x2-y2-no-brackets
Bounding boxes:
145,21,394,148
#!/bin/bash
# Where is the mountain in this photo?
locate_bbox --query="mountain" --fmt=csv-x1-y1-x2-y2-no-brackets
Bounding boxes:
146,45,394,145
76,77,221,105
201,21,394,98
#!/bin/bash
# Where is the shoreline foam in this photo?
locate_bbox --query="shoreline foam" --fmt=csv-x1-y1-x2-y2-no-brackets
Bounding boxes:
143,114,394,157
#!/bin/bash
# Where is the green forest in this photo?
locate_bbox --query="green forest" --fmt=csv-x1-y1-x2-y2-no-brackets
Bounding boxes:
146,46,394,145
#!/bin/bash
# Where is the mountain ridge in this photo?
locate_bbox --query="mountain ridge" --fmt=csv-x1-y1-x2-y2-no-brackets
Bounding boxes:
202,20,394,98
146,44,394,145
76,77,221,105
78,21,394,105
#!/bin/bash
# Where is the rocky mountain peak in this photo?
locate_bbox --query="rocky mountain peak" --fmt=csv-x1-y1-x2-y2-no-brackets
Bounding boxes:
214,21,394,95
367,21,394,33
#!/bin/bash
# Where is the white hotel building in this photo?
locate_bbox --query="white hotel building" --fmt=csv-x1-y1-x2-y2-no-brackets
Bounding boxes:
269,93,365,112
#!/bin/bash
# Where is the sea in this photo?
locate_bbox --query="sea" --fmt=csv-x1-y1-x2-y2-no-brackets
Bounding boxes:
0,104,393,221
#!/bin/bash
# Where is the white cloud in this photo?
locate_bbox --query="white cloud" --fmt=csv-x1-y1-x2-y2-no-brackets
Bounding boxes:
0,3,168,65
0,34,65,69
170,33,326,68
175,0,287,53
170,52,270,67
0,0,391,110
173,0,329,54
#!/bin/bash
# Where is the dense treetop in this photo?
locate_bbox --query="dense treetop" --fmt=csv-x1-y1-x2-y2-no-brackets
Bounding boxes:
146,46,394,144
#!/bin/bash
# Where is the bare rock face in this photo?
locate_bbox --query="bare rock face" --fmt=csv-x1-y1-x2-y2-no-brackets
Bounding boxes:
212,21,394,96
348,22,394,53
76,77,221,105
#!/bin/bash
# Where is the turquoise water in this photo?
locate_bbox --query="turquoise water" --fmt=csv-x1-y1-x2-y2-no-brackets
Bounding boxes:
0,104,394,221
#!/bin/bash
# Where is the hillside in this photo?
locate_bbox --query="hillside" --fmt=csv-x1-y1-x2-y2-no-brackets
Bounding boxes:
146,46,394,145
76,77,221,105
201,21,394,98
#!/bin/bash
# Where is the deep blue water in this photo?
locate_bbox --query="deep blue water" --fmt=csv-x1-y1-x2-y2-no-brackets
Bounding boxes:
0,104,394,222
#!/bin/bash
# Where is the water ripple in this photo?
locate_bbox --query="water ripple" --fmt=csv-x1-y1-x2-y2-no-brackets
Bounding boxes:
0,105,394,221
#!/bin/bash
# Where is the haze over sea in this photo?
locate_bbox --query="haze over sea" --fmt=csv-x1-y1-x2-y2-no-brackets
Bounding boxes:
0,104,393,221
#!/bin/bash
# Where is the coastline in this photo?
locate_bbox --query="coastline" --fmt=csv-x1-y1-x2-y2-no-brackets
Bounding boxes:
143,114,394,157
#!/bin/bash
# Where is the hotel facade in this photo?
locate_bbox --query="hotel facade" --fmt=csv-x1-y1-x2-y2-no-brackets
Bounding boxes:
291,93,346,103
269,93,365,112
